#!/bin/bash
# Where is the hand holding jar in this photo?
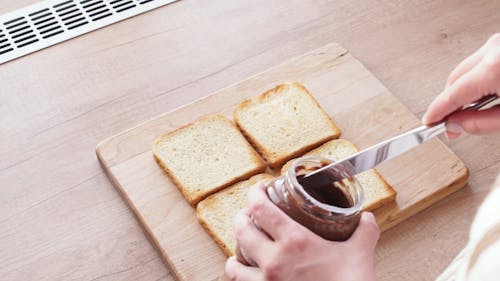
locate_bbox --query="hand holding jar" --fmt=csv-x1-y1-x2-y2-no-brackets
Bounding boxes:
225,181,380,281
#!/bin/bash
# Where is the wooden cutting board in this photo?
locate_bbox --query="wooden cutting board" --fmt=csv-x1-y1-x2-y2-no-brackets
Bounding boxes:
96,43,468,281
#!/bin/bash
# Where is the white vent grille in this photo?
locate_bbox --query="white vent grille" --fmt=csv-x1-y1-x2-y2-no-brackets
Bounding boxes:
0,0,178,64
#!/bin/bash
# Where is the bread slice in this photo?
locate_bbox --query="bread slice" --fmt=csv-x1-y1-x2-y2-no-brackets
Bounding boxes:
196,174,275,256
233,82,341,168
152,115,266,206
281,139,396,211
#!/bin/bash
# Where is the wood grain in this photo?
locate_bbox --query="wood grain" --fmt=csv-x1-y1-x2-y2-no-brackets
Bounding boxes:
1,0,499,280
97,43,468,281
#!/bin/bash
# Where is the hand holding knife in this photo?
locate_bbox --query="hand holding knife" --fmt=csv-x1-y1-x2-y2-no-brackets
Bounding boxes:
305,93,499,180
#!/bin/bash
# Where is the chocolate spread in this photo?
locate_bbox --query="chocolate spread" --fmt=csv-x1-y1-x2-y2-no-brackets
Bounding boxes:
296,165,353,208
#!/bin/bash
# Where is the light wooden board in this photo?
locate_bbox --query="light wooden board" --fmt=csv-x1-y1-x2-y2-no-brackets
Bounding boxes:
96,43,469,281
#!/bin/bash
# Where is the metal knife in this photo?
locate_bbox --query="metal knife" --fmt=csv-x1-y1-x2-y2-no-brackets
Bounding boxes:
304,93,499,180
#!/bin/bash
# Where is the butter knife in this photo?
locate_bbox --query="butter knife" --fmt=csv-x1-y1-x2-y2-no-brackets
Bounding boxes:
305,93,499,180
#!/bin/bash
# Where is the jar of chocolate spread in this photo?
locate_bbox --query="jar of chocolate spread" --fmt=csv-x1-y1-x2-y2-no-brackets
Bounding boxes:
267,156,364,241
237,156,364,265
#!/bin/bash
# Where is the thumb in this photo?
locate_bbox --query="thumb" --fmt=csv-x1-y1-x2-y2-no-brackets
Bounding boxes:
446,106,500,136
349,212,380,250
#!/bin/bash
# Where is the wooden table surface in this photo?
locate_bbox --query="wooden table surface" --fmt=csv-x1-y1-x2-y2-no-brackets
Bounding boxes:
1,1,499,280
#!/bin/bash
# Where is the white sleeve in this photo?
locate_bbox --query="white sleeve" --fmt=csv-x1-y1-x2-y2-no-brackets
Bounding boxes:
436,174,500,281
461,175,500,281
467,239,500,281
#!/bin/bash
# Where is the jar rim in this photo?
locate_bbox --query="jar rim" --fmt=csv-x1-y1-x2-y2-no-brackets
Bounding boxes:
287,156,364,215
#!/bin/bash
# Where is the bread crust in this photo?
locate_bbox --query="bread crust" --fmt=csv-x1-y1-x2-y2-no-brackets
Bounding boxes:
196,206,235,256
362,169,396,211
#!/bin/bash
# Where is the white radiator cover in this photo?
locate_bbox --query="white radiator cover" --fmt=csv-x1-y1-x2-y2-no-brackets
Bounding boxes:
0,0,179,64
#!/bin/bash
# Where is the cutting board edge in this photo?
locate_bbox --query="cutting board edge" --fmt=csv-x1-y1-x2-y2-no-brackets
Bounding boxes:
378,164,469,232
95,151,186,281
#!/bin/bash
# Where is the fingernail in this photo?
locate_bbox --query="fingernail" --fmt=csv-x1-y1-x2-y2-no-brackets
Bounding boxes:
446,122,463,134
445,131,461,140
421,113,428,124
363,212,375,221
225,257,236,279
241,207,249,213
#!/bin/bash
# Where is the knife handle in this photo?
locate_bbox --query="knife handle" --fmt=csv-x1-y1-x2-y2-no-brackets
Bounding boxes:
463,93,498,111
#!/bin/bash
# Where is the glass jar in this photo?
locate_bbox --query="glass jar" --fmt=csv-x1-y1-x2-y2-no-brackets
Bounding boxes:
236,156,364,265
267,156,364,241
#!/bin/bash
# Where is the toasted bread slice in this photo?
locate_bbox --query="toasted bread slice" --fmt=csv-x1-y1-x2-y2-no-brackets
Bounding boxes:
153,115,266,206
233,82,341,168
281,139,396,211
196,174,275,256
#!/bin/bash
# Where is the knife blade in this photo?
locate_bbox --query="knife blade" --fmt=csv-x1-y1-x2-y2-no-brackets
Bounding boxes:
304,93,499,180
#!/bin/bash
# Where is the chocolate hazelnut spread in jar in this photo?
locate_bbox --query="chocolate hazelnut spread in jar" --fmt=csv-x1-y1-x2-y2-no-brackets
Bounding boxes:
236,156,364,265
267,156,364,241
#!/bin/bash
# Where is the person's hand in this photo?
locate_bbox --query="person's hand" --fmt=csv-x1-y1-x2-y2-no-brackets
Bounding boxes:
225,182,380,281
422,33,500,139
